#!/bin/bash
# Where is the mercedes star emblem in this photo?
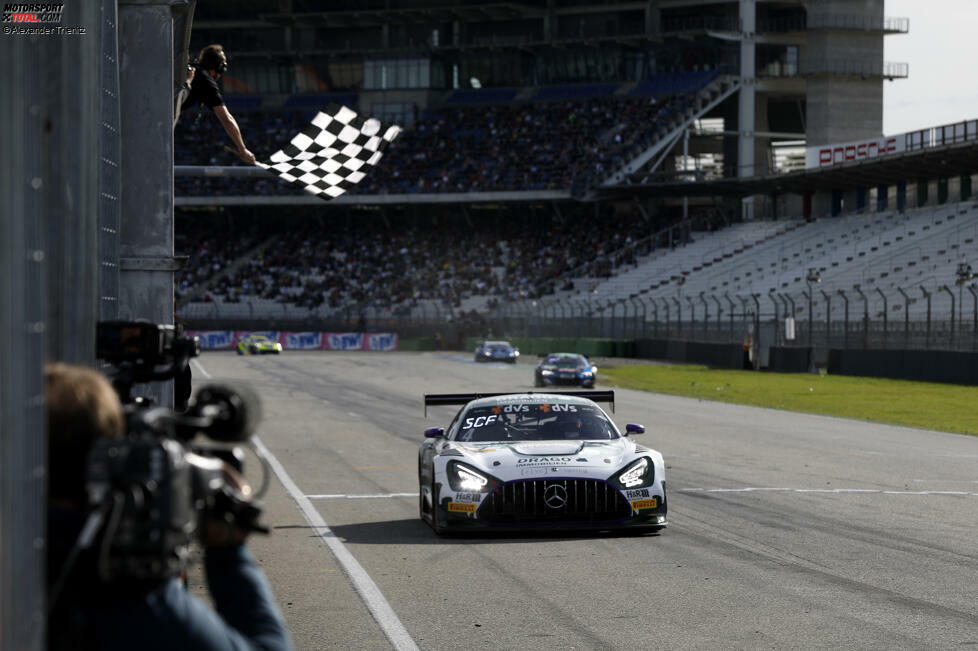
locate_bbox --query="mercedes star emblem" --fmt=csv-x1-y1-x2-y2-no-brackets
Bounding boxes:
543,483,568,509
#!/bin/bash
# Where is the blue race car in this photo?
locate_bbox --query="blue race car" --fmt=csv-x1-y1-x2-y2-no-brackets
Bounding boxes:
534,353,597,388
474,340,520,363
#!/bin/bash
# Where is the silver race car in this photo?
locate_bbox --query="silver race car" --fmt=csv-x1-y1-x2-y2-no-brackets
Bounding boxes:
473,340,520,363
418,391,667,534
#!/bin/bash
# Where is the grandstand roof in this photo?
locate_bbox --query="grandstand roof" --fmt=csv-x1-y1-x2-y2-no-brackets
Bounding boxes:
606,140,978,199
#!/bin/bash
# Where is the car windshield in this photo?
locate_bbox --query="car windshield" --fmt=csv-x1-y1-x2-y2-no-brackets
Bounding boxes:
547,356,584,368
454,403,618,442
488,344,511,352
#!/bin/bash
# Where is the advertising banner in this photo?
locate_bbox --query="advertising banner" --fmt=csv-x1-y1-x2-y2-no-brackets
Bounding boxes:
365,332,399,351
325,332,364,350
189,331,399,351
186,330,236,349
283,332,325,350
804,135,904,169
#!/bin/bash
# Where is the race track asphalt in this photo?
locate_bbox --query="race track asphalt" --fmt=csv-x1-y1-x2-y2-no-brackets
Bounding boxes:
190,351,978,650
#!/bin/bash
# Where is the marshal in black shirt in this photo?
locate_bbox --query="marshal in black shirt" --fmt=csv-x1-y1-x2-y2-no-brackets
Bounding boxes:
183,71,224,110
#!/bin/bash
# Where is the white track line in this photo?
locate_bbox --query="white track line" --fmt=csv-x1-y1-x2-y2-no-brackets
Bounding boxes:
307,493,419,499
678,487,978,497
193,358,420,651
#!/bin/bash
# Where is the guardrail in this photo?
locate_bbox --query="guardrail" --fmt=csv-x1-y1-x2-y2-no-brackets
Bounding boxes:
801,58,908,79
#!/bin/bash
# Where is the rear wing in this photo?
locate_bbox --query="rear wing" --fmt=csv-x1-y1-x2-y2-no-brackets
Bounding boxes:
424,390,615,416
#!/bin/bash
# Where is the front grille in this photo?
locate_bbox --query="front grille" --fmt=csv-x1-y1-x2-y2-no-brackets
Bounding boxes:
549,376,583,386
479,478,631,525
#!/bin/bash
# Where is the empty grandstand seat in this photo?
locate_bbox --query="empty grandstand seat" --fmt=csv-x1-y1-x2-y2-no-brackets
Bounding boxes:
223,95,263,110
445,88,518,104
282,93,358,109
533,84,617,101
629,70,719,96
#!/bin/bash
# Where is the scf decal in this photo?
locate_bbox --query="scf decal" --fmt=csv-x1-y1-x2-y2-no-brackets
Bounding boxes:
463,415,499,428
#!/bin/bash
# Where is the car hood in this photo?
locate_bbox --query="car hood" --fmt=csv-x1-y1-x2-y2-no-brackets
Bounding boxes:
448,439,636,481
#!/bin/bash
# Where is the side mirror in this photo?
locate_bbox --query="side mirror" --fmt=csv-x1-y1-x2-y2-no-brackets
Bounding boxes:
424,427,444,438
625,423,645,435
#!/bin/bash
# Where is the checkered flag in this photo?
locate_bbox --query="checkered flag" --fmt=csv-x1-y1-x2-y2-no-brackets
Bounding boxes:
257,103,401,199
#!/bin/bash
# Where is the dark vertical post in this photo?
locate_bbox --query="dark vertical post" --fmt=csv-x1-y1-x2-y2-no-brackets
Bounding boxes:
854,286,868,349
920,286,932,349
660,298,670,339
939,286,955,348
712,294,723,334
119,0,188,406
837,289,849,349
751,293,761,369
820,290,833,349
875,288,888,349
672,297,682,338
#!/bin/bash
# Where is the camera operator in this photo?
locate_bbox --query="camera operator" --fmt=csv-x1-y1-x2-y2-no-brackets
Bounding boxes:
180,44,256,165
46,362,292,651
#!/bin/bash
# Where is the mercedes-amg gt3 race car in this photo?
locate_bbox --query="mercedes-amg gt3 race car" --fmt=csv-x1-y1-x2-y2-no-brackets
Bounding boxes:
418,391,667,534
534,352,597,388
236,334,283,355
473,340,520,363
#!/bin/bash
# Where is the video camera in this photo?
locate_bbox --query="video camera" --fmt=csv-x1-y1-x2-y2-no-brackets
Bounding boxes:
86,320,268,583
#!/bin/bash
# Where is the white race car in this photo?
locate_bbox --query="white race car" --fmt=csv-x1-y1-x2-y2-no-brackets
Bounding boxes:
418,391,667,534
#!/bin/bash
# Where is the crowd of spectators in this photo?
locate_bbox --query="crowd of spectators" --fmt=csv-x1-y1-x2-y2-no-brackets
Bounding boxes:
174,92,691,197
176,209,651,315
174,216,264,302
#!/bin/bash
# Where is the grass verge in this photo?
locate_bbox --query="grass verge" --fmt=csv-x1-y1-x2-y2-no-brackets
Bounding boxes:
599,364,978,436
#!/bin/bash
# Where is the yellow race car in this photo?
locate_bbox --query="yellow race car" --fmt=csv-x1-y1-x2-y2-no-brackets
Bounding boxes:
236,334,283,355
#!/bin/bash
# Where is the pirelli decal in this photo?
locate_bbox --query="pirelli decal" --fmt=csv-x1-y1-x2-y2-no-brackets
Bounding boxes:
448,502,477,513
631,498,658,510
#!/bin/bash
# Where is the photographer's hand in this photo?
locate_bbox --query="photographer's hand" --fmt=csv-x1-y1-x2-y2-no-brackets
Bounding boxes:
204,462,252,548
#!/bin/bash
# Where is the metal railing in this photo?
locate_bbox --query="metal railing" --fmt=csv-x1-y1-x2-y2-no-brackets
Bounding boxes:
801,58,908,79
807,14,909,33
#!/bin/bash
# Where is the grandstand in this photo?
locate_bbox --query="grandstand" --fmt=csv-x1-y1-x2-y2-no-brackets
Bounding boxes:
175,0,978,368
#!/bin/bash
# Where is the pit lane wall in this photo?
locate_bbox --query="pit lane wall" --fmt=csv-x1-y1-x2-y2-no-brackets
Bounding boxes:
188,330,399,351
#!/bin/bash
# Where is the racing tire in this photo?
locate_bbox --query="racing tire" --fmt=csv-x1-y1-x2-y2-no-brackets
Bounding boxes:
237,348,244,356
430,482,446,536
418,485,426,523
534,375,544,388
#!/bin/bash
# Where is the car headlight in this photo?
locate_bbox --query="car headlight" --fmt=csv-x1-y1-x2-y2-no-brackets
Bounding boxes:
541,369,554,376
613,457,653,488
580,370,593,376
447,461,496,492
